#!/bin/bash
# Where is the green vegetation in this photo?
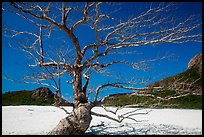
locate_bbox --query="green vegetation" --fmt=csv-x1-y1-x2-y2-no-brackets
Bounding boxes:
168,94,202,109
2,68,202,108
151,68,202,87
2,90,55,106
103,90,202,109
177,68,202,86
146,89,178,98
103,95,157,107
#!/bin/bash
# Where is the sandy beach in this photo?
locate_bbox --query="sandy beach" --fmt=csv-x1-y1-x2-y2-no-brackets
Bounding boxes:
2,106,202,135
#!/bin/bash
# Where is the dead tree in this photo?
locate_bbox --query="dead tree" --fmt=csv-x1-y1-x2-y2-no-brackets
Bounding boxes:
2,2,201,135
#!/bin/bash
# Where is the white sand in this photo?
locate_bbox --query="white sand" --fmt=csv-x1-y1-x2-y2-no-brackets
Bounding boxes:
2,106,202,135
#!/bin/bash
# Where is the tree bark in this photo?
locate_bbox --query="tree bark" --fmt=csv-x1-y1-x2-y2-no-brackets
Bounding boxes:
73,69,87,108
48,103,92,135
49,68,90,135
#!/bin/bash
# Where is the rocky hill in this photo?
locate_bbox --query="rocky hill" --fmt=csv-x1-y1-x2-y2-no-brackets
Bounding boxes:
188,53,202,75
146,53,202,94
102,53,202,109
2,87,72,106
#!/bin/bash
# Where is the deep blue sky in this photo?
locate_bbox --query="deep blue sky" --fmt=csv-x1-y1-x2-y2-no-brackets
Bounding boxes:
2,2,202,102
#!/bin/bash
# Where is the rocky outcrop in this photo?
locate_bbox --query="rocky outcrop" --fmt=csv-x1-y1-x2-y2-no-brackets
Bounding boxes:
188,53,202,75
31,87,54,99
32,87,73,106
147,53,202,94
3,87,73,106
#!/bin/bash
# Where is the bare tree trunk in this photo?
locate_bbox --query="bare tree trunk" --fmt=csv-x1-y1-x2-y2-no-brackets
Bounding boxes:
48,69,90,135
48,103,92,135
73,69,88,108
